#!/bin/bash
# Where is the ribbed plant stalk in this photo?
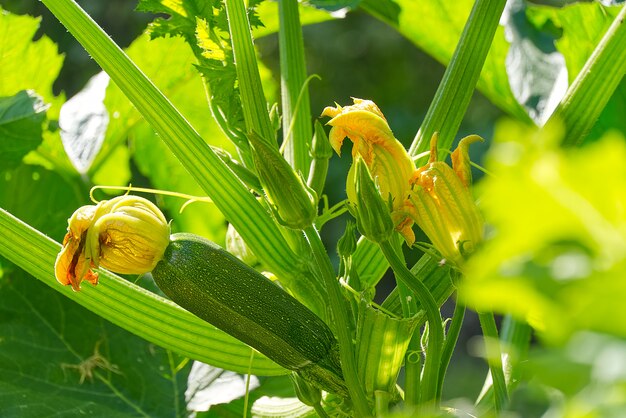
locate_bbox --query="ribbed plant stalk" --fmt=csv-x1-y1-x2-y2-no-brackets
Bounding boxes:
390,238,421,406
224,0,275,144
437,298,465,399
278,0,313,174
409,0,508,164
380,241,443,408
549,5,626,147
477,311,509,413
303,225,372,417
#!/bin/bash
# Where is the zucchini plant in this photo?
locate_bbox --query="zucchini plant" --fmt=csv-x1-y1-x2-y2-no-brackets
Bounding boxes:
1,0,626,417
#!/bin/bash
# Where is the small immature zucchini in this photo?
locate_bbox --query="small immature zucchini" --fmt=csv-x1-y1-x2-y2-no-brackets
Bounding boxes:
152,233,347,395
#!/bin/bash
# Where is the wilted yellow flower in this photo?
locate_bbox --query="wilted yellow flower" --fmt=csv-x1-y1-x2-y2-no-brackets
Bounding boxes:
322,98,417,243
408,134,483,266
55,195,170,291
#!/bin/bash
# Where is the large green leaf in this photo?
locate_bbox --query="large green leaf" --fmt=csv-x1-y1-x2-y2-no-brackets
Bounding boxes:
460,121,626,344
0,10,62,103
365,0,624,128
0,270,190,418
0,91,48,171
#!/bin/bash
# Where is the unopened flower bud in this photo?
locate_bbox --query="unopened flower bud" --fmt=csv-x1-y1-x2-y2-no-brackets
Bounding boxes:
247,132,317,229
55,195,170,291
337,220,358,258
349,158,394,243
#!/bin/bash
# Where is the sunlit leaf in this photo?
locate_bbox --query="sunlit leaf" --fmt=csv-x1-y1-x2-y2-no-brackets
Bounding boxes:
0,90,48,171
460,121,626,344
0,9,74,173
306,0,362,12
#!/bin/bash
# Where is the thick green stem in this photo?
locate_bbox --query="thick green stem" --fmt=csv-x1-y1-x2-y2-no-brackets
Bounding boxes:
379,241,443,408
437,298,465,399
477,311,509,413
550,5,626,147
391,238,421,407
303,226,372,417
279,0,313,174
225,0,275,144
409,0,508,164
477,315,532,412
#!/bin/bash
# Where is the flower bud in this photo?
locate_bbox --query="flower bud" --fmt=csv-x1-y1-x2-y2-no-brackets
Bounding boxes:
55,195,170,291
408,134,483,266
337,220,358,258
349,158,394,243
247,132,317,229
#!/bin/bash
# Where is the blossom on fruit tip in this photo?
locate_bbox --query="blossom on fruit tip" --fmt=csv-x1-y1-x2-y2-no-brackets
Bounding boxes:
55,195,170,291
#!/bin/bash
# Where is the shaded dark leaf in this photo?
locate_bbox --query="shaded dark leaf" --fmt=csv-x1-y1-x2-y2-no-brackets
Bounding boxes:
0,91,48,171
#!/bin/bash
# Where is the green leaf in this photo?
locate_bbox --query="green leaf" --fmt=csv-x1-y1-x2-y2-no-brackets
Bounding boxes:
253,2,334,38
502,0,568,124
460,121,626,344
0,91,48,171
0,270,190,417
0,8,74,173
0,10,63,105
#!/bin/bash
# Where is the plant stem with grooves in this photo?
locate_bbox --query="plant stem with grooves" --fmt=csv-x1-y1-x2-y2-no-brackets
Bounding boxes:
303,225,372,417
477,311,509,412
409,0,508,164
380,240,443,408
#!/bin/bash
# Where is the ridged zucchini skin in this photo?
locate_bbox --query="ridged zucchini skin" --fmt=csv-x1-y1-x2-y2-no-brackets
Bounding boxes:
152,233,347,395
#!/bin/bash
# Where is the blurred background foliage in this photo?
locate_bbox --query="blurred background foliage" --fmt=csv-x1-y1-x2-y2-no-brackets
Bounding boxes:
1,0,626,416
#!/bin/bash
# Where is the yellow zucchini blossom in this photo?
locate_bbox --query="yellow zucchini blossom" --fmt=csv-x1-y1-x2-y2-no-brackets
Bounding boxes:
55,195,170,291
322,98,417,243
322,98,483,267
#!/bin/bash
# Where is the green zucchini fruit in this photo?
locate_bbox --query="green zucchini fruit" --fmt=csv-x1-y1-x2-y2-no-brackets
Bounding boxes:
152,233,347,395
